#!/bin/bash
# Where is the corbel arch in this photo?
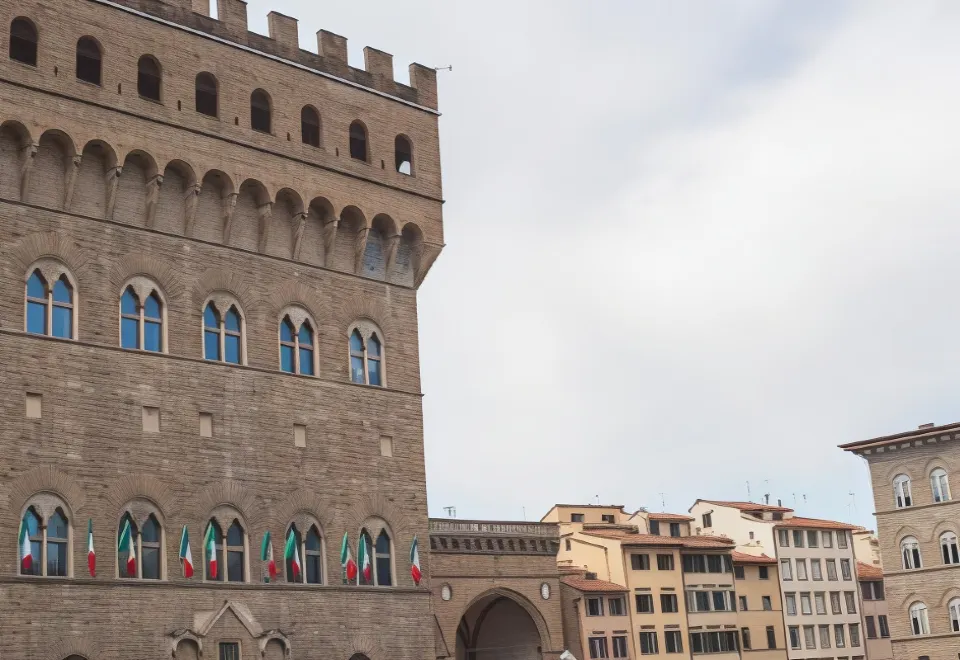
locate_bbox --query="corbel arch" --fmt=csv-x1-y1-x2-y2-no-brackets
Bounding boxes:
10,466,86,518
105,473,175,520
109,254,186,304
44,637,100,660
344,493,412,542
11,231,91,286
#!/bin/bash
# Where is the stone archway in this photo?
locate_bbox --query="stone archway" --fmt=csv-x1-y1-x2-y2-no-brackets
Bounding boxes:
456,591,546,660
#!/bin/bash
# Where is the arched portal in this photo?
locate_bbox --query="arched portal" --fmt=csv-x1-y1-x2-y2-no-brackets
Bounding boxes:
456,592,545,660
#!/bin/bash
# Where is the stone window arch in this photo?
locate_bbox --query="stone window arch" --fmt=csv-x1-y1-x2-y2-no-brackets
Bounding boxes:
137,54,161,102
195,72,218,117
941,531,959,565
348,320,385,387
910,601,930,635
204,509,249,583
120,278,167,353
893,474,912,508
19,494,73,577
203,294,246,365
395,134,413,175
25,261,77,339
301,105,321,147
349,120,368,161
931,467,951,503
9,17,38,66
279,306,317,376
358,517,394,587
117,500,165,579
75,36,101,86
949,597,960,632
901,536,922,569
251,89,271,133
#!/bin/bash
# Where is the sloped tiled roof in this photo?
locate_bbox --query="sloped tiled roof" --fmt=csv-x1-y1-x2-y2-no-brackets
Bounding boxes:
774,516,859,530
561,576,629,593
648,513,695,522
583,529,735,549
857,562,883,580
698,500,793,513
732,551,777,564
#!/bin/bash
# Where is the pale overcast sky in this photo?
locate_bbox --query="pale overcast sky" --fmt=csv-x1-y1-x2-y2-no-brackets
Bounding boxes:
243,1,960,528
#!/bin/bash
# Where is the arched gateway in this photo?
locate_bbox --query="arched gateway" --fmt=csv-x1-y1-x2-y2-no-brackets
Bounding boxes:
457,590,547,660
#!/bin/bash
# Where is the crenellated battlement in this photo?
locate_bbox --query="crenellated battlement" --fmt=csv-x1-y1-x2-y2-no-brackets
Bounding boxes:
104,0,439,110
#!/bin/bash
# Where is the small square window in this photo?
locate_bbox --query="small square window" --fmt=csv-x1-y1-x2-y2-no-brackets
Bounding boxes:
294,424,306,448
219,642,240,660
25,392,41,419
199,412,213,437
142,406,160,433
380,435,393,457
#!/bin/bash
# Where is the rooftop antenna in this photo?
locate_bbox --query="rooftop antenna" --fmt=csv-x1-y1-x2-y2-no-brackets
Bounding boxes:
793,493,797,506
746,481,751,501
434,65,453,72
596,495,600,506
443,506,456,519
848,492,857,516
522,506,527,521
802,494,808,504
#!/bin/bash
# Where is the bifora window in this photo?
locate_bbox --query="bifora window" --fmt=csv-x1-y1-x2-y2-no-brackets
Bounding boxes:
121,285,163,352
26,268,75,339
894,474,913,508
204,301,243,364
279,315,315,375
901,536,922,569
19,504,70,577
350,327,383,386
118,512,162,579
910,602,929,635
205,518,246,583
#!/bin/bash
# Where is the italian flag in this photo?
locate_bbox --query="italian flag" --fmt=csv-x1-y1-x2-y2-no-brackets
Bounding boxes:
118,519,136,576
179,525,194,578
284,530,301,581
87,519,96,577
358,533,371,583
340,532,357,581
410,535,421,586
19,517,32,574
204,523,217,579
260,531,277,582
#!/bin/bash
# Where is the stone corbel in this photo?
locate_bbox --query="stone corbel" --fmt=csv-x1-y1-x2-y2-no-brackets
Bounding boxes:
183,183,202,236
104,166,122,221
414,242,444,287
19,142,38,202
353,226,370,275
257,202,273,253
321,214,339,266
291,211,308,260
221,192,238,244
144,174,163,228
63,154,82,210
383,233,401,274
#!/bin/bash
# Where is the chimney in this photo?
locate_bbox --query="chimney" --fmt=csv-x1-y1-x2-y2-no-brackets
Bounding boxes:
777,499,782,507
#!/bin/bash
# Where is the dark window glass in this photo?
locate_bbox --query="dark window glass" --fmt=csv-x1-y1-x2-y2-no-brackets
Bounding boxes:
286,524,302,582
26,272,46,334
219,642,240,660
376,530,392,586
301,106,320,146
759,566,769,579
224,308,241,332
660,593,678,613
656,554,673,570
649,520,660,535
766,626,776,649
350,121,368,161
206,520,222,581
204,303,220,360
21,508,42,576
251,89,271,133
137,55,161,101
10,18,38,66
226,520,244,582
359,531,374,586
350,330,366,383
76,37,101,85
734,565,745,579
305,526,322,584
878,615,889,637
368,358,381,386
669,522,681,536
47,509,68,577
141,516,161,579
196,73,218,117
395,135,412,174
664,631,682,653
118,514,137,578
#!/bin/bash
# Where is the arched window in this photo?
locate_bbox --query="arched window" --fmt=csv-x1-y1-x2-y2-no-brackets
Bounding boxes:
26,269,74,339
19,500,71,577
349,327,384,387
358,529,374,586
910,602,930,635
941,532,959,565
137,55,161,101
9,17,38,66
120,286,163,352
894,474,912,508
251,89,271,133
204,518,246,582
375,529,393,586
118,513,138,578
901,536,922,569
19,507,42,576
280,316,315,375
75,36,101,85
305,525,323,585
203,301,243,365
931,468,951,503
118,512,163,580
301,106,320,147
46,508,69,577
285,523,303,583
195,72,218,117
395,135,412,175
949,597,960,632
141,515,161,579
349,121,368,161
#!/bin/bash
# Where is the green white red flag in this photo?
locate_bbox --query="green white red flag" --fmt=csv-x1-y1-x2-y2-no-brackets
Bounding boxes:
179,525,194,578
358,533,371,582
118,518,136,576
87,519,96,577
260,531,277,581
340,532,357,581
204,523,217,579
410,536,421,585
19,517,32,573
284,530,301,581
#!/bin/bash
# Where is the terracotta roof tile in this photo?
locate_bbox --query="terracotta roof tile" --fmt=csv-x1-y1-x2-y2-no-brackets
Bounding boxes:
698,500,793,513
648,513,695,522
857,562,883,580
583,529,735,549
773,516,859,531
561,576,628,593
732,551,777,564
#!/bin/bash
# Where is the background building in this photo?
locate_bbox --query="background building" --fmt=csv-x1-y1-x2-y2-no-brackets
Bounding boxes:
0,0,443,657
733,552,787,659
857,562,892,660
560,573,631,660
842,422,960,660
